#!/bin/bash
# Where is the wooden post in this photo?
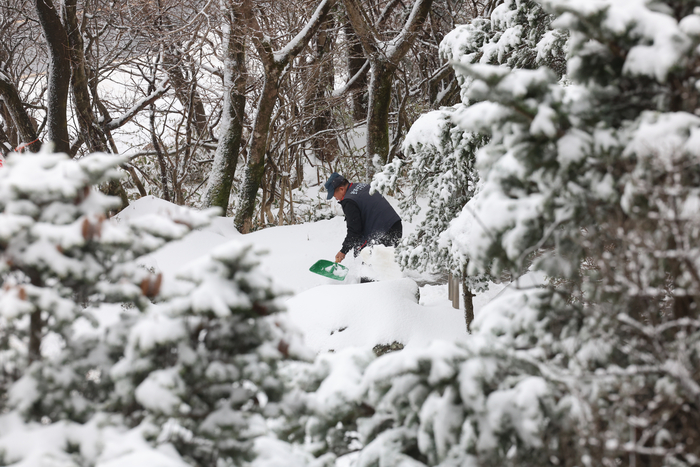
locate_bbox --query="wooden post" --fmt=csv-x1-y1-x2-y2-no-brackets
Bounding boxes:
452,275,460,309
448,273,459,309
448,272,453,301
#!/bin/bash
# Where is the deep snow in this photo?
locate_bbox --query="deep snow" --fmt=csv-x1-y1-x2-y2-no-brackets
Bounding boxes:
116,194,508,353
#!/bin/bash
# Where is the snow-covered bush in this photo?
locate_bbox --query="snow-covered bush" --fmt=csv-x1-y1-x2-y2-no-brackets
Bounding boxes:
441,0,700,465
352,1,700,466
110,240,316,465
292,289,575,467
372,0,567,323
0,149,213,421
375,110,486,280
0,149,313,466
373,0,567,274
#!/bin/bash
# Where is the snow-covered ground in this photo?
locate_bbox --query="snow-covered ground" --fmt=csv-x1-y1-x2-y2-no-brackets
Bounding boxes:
116,194,509,354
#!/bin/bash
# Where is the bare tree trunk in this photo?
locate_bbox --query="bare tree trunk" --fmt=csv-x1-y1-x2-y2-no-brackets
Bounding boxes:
28,310,42,363
344,20,368,122
278,174,286,226
0,104,18,150
366,61,394,171
462,277,475,334
63,0,130,209
0,123,11,155
34,0,71,154
150,97,171,202
234,0,337,233
163,49,210,140
309,14,339,162
234,74,280,233
26,267,43,363
203,2,247,213
125,164,148,198
288,165,295,222
0,77,41,152
343,0,434,171
64,0,109,154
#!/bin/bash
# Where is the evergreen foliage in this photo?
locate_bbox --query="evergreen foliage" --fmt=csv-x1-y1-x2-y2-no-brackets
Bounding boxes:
0,150,313,466
3,2,700,466
291,291,573,467
0,149,208,422
373,0,567,288
110,241,313,465
445,1,700,462
353,0,700,465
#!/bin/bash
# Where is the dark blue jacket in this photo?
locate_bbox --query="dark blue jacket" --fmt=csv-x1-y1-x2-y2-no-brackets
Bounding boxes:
339,183,401,254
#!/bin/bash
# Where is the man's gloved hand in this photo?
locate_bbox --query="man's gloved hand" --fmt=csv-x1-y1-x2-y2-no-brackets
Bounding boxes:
335,251,346,263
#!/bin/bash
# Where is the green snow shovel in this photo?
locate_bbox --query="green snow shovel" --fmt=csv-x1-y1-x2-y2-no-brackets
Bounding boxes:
309,259,349,281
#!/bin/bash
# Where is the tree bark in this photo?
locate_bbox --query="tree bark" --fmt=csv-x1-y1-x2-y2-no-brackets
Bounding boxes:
0,122,11,155
62,1,130,209
234,72,280,233
366,61,394,171
309,14,339,162
0,76,41,152
150,97,171,202
34,0,71,154
63,0,109,154
163,49,210,140
203,2,247,213
344,19,368,121
234,0,337,233
125,164,148,198
28,309,42,363
462,277,475,334
343,0,434,172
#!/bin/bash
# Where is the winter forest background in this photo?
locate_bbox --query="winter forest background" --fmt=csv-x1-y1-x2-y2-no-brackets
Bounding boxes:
2,0,700,466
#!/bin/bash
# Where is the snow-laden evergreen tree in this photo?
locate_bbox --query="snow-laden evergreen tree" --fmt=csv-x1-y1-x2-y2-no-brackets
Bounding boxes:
300,1,700,466
0,149,238,467
281,348,376,460
0,148,215,423
373,0,567,327
0,150,322,466
109,240,320,466
439,0,700,465
291,290,571,467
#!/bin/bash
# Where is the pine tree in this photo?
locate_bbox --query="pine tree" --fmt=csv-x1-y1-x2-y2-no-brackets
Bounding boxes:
109,240,317,466
0,149,317,466
0,148,212,422
292,295,572,467
320,1,700,466
441,0,700,464
373,0,567,328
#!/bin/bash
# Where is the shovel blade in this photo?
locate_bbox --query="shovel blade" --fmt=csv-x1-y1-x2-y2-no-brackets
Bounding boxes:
309,259,349,281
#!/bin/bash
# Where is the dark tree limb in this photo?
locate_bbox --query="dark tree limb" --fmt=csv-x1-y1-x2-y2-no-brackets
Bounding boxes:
0,74,41,152
203,0,247,213
343,0,434,171
234,0,337,233
34,0,71,154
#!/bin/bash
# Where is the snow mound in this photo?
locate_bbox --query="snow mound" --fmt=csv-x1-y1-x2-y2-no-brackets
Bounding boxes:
111,196,497,355
116,195,191,222
286,278,471,352
357,245,404,281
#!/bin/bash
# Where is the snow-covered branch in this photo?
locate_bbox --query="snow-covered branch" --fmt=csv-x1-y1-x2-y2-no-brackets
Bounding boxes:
385,0,433,62
104,79,170,131
273,0,336,65
331,60,370,97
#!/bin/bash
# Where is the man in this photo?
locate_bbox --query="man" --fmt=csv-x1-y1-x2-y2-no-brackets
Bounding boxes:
324,172,402,263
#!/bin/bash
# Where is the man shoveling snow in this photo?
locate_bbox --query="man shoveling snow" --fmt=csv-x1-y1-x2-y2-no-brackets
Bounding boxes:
324,172,402,268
